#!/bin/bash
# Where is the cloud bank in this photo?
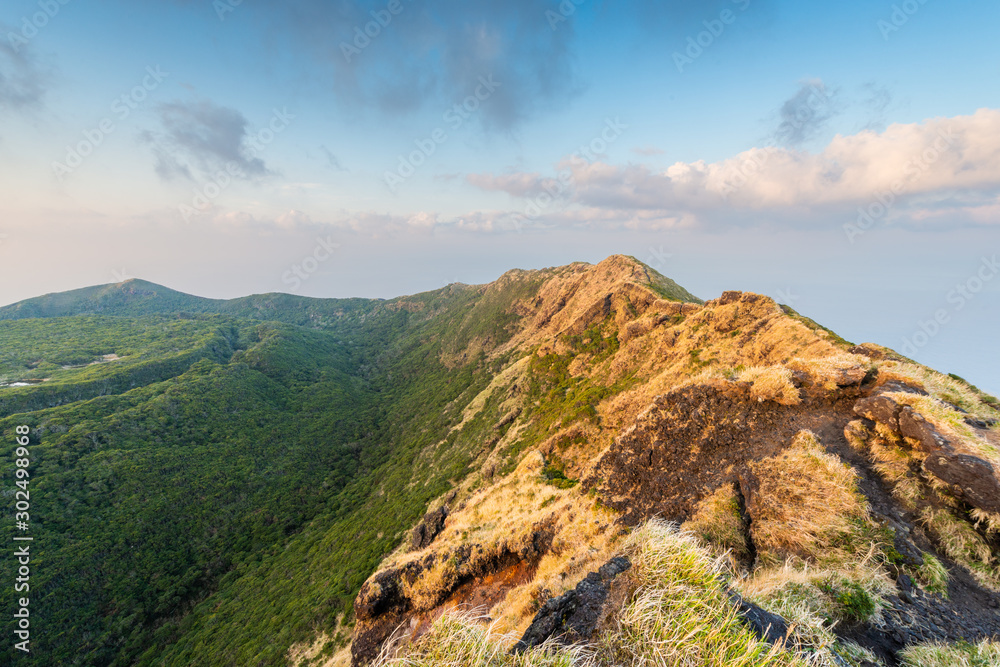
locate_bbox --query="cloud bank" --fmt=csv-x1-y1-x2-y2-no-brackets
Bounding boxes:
466,108,1000,230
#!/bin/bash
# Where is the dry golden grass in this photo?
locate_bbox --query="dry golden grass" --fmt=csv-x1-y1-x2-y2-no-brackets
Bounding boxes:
597,521,806,667
877,362,999,422
739,366,802,406
382,450,622,637
900,639,1000,667
868,437,924,510
972,509,1000,535
375,610,590,667
843,420,870,453
517,279,855,459
747,431,870,562
737,554,893,652
589,295,853,446
684,483,751,567
401,558,461,612
851,419,927,511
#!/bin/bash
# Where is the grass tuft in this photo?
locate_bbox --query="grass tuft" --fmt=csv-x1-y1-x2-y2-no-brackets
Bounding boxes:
748,431,870,563
597,520,804,667
738,366,801,406
900,639,1000,667
376,611,590,667
916,552,949,597
685,484,752,565
919,508,1000,591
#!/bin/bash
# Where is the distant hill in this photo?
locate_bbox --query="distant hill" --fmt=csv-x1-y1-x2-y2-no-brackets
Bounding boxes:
0,278,381,326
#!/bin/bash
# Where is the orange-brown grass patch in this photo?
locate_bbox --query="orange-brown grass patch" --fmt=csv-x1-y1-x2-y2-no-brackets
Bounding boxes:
747,431,870,563
738,366,802,406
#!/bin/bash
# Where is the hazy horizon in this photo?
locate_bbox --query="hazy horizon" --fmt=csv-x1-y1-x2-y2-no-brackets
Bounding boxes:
1,0,998,393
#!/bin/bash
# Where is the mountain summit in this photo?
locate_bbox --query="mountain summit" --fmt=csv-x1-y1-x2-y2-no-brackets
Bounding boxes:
0,256,997,667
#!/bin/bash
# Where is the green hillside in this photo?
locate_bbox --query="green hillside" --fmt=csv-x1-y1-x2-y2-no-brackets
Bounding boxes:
0,277,549,665
0,279,378,328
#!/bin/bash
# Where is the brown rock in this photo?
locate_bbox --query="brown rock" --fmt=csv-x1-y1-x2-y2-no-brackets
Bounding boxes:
924,453,1000,514
853,396,901,430
411,505,449,551
879,380,928,396
849,344,887,361
512,556,632,652
898,407,952,453
716,291,745,306
832,364,869,387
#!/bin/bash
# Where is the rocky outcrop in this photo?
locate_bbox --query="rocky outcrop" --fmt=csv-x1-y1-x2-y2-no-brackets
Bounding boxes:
854,396,903,430
924,454,1000,514
590,382,859,525
411,505,449,551
727,590,792,647
512,557,632,652
850,393,1000,517
898,407,952,453
352,523,556,666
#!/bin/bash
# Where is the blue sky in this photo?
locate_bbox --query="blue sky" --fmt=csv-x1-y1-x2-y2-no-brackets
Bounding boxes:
1,0,999,393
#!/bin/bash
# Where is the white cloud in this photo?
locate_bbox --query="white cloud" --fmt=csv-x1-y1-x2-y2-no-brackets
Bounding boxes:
467,108,1000,228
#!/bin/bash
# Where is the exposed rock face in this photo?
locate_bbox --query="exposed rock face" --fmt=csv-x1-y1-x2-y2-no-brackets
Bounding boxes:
854,396,903,430
727,590,791,647
590,382,857,525
352,524,555,666
850,393,1000,517
411,505,449,551
352,559,429,667
898,407,952,453
512,557,632,653
924,454,1000,514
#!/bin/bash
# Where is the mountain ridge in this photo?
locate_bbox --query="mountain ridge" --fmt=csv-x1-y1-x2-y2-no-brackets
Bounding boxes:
0,255,700,322
0,256,997,667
